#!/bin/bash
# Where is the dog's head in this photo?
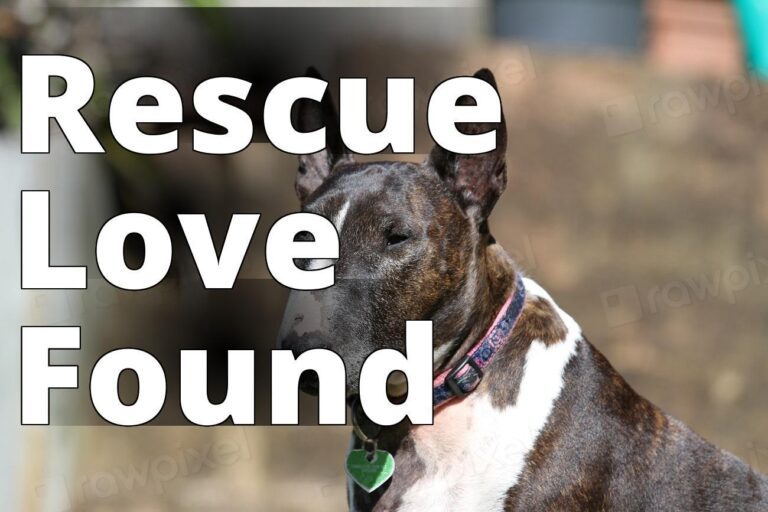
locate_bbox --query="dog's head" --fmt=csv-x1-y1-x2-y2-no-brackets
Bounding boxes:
277,68,508,396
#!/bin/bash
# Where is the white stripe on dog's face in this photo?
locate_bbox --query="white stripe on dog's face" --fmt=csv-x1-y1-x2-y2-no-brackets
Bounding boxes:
334,199,351,232
397,278,581,511
306,200,349,271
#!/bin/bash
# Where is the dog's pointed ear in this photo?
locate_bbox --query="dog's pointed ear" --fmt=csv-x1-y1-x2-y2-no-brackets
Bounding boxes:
294,67,351,205
427,68,507,221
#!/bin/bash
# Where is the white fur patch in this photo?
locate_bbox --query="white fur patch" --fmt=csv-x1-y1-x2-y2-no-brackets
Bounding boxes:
334,200,351,232
307,200,349,271
278,291,326,338
307,258,336,271
397,278,581,511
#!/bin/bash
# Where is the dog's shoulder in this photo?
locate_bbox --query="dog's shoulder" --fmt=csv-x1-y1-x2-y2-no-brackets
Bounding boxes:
372,277,585,512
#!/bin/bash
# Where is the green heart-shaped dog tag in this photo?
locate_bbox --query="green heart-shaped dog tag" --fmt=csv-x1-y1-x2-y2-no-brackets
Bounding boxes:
346,449,395,493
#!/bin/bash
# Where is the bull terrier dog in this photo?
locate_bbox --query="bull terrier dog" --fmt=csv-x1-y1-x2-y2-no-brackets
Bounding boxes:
277,68,768,511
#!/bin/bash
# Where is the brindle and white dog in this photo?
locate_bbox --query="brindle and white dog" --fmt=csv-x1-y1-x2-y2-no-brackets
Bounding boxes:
277,68,768,511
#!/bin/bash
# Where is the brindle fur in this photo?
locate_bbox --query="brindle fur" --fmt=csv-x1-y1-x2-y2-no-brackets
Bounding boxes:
278,68,768,511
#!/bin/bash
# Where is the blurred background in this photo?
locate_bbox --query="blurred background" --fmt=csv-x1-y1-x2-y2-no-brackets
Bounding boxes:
2,0,768,510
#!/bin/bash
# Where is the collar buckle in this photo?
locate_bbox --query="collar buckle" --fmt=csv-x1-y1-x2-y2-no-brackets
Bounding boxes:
445,355,483,398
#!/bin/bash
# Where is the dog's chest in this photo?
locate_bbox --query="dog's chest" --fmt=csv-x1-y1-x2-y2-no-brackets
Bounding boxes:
393,340,579,510
393,393,523,511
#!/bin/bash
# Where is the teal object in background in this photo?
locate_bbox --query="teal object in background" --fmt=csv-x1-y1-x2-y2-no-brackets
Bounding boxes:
733,0,768,79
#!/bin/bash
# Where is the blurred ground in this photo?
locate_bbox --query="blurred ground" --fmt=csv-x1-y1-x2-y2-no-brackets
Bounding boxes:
19,42,768,511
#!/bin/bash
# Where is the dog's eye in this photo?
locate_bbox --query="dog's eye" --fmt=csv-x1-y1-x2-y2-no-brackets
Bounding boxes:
386,233,410,246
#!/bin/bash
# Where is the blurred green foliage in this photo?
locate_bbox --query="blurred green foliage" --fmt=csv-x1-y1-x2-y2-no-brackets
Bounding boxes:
184,0,223,6
0,42,20,131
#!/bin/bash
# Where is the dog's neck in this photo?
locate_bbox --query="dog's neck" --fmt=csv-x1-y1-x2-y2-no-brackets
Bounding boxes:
438,239,519,374
374,239,518,444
